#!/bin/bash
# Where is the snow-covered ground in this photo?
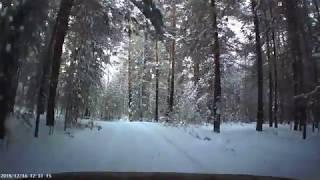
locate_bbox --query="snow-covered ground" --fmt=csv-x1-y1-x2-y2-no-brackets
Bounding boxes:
0,118,319,180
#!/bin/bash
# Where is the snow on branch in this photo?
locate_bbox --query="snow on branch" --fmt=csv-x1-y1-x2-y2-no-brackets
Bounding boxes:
294,85,320,107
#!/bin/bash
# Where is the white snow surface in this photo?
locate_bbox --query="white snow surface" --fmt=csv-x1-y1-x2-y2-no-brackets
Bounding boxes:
0,119,320,180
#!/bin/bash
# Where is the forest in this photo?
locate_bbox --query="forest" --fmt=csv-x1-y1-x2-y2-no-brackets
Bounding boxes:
1,0,319,139
0,0,320,178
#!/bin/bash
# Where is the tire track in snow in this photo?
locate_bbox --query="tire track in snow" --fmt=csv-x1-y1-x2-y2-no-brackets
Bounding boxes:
159,131,206,170
138,123,207,172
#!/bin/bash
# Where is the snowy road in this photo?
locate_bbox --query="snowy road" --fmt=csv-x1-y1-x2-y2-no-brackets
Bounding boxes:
1,120,320,180
0,121,207,173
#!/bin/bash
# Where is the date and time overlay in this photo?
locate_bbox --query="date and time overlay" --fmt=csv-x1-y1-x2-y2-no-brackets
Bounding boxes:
1,174,53,179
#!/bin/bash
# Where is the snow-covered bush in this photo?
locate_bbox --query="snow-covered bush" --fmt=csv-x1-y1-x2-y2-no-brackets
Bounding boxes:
173,82,202,124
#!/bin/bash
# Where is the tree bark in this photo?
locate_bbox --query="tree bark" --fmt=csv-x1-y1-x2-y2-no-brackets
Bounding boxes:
46,0,74,129
128,14,133,121
168,0,176,116
264,8,273,128
277,31,287,124
267,31,273,128
268,1,279,128
251,0,264,131
284,0,307,139
34,22,56,138
141,26,147,121
167,51,171,118
271,28,278,128
155,39,159,122
211,0,221,133
141,23,150,120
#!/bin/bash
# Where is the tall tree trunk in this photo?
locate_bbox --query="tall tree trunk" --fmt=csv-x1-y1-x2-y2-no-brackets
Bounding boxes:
300,0,317,138
211,0,221,133
284,0,307,139
168,0,176,115
271,27,278,128
141,26,147,121
285,0,300,131
309,2,319,85
128,15,133,121
63,48,78,131
46,0,74,130
251,0,264,131
34,22,56,138
168,41,176,114
142,23,150,120
266,30,273,128
0,1,33,139
167,52,171,118
155,39,159,122
277,31,286,124
264,8,273,128
139,37,144,121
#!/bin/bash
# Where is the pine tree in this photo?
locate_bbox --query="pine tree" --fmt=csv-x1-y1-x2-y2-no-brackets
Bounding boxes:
251,0,264,131
141,22,151,121
211,0,221,133
128,11,133,121
46,0,74,134
263,5,273,128
284,0,307,139
269,2,278,128
168,0,176,117
155,39,159,122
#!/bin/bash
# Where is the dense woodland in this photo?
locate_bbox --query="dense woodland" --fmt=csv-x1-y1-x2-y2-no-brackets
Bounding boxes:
0,0,319,140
